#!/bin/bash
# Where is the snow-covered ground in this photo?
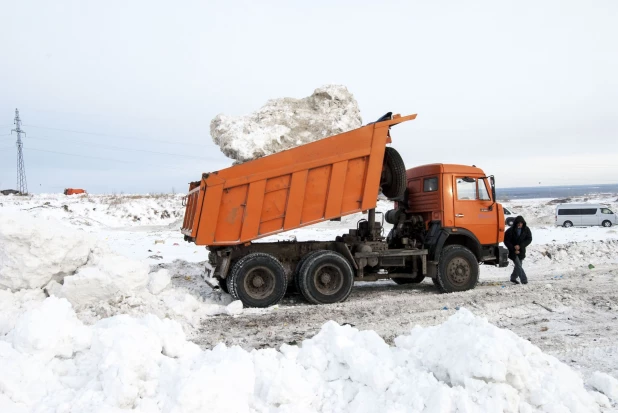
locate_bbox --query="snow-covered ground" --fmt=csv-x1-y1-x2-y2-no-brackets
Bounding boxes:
1,192,618,412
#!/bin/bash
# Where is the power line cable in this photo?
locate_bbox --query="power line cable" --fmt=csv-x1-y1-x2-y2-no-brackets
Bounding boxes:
28,134,220,161
23,123,209,147
26,147,187,170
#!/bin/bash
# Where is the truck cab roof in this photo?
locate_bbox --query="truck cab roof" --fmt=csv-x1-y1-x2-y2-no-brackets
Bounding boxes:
406,163,486,178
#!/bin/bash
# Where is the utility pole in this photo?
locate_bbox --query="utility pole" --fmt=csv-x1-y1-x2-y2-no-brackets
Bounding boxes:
11,108,28,195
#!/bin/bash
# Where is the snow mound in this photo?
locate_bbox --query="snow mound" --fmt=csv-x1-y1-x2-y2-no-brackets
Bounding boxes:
0,212,243,333
0,304,605,412
210,84,362,162
45,243,151,308
529,239,618,265
0,213,95,290
588,371,618,400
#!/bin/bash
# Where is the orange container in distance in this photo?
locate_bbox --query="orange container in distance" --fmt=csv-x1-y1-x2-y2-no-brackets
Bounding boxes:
64,188,86,195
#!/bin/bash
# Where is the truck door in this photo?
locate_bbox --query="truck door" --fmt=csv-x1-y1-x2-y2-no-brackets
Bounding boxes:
453,176,497,245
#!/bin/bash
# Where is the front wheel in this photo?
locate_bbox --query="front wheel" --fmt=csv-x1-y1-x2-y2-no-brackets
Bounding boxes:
227,253,287,308
602,220,612,228
435,245,479,293
563,221,573,228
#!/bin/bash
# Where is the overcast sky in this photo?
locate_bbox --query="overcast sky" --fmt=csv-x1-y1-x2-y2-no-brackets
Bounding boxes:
1,0,617,193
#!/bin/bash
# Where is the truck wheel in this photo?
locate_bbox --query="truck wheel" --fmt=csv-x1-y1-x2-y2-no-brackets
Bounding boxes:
381,147,407,199
292,251,321,294
505,217,515,227
227,253,287,308
435,245,479,293
602,220,612,228
392,274,425,284
298,251,354,304
563,221,573,228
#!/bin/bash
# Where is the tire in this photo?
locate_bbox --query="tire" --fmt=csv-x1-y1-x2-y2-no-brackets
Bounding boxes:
298,251,354,304
392,274,425,285
602,220,612,228
293,251,322,294
226,253,287,308
381,147,407,199
435,245,479,293
563,221,573,228
506,217,515,227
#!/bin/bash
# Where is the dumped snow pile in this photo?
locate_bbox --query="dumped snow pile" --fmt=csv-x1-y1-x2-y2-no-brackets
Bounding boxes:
210,85,362,162
0,212,242,332
0,302,611,412
0,213,95,290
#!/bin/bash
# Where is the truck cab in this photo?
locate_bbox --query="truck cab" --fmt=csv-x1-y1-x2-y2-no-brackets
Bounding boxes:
406,164,504,242
385,164,508,292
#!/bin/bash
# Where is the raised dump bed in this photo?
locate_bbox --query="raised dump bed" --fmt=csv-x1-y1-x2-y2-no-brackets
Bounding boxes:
182,113,415,246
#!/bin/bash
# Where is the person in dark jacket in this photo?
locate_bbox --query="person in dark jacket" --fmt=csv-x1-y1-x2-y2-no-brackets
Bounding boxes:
503,215,532,284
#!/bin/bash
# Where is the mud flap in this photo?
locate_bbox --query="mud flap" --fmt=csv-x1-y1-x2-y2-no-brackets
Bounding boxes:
426,260,438,278
498,246,509,267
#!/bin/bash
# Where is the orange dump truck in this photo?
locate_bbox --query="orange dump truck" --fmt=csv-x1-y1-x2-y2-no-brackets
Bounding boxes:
182,112,508,307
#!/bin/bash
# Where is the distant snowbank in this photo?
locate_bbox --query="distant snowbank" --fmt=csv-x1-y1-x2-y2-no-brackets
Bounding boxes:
0,193,185,228
0,301,611,412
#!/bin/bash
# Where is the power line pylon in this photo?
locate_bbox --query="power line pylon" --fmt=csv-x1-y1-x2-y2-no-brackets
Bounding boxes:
11,108,28,195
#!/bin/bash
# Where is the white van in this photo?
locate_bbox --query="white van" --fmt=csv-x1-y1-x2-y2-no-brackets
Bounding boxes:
555,204,617,228
503,207,518,226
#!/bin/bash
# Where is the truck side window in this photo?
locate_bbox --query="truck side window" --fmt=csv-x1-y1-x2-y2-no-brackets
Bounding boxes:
423,177,438,192
478,179,491,200
456,178,476,200
602,208,613,214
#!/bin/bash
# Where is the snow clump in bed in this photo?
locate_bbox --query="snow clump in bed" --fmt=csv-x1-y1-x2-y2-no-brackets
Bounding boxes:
210,84,362,163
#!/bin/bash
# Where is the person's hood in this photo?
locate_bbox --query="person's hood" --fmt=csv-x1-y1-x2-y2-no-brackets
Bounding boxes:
514,215,527,227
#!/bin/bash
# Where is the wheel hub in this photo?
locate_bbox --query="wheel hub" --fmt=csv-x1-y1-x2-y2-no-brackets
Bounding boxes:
447,257,470,286
314,265,343,295
244,267,275,299
252,276,264,288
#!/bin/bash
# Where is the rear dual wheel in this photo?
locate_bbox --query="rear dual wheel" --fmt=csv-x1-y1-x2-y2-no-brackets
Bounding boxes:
227,253,287,308
296,251,354,305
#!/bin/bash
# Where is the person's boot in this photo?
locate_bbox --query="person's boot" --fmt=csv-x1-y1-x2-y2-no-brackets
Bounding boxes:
511,280,520,285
